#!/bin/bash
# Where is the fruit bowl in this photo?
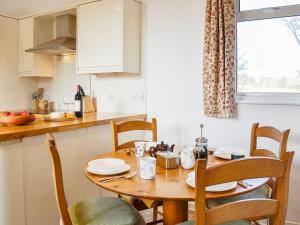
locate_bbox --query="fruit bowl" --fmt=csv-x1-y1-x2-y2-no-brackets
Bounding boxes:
0,112,36,126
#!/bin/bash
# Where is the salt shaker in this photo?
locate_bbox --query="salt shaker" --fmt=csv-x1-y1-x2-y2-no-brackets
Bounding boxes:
194,124,208,161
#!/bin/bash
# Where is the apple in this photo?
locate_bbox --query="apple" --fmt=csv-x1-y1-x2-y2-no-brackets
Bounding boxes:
9,112,18,116
20,111,30,116
2,112,11,116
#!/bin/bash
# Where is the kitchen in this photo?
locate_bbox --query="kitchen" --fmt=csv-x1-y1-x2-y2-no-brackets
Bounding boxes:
1,1,300,225
0,1,146,225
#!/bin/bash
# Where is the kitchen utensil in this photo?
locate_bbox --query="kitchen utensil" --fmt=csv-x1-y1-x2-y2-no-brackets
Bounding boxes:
37,88,44,100
241,180,253,186
99,172,137,183
32,100,39,110
156,151,180,169
180,146,195,169
237,181,248,189
194,124,208,161
80,86,96,113
149,141,175,157
38,100,49,111
32,92,38,100
139,157,156,180
83,96,96,112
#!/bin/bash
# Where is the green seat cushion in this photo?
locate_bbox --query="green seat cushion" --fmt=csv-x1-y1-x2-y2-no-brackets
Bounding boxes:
177,220,250,225
69,197,139,225
207,185,269,208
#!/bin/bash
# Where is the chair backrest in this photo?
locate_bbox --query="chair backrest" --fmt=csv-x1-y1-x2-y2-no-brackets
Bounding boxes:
250,123,290,190
45,134,73,225
111,118,158,151
195,152,294,225
250,123,290,159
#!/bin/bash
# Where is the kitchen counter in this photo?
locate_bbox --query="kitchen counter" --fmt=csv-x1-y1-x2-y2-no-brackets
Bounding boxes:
0,112,147,225
0,112,147,142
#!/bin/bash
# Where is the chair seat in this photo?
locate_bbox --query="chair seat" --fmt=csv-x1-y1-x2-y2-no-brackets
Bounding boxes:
177,219,250,225
207,185,269,208
69,197,141,225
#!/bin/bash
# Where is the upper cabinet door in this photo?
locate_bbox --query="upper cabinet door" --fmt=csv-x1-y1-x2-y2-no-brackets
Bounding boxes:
19,18,34,76
18,17,54,77
77,0,141,74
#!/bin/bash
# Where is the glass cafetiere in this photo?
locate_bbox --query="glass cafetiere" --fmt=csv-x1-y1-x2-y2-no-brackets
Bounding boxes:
194,124,208,161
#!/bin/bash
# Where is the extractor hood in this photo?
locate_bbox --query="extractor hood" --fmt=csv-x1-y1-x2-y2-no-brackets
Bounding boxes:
25,14,76,56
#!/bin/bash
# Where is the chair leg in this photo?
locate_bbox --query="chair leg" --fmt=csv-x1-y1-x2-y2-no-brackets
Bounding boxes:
153,204,158,221
146,220,163,225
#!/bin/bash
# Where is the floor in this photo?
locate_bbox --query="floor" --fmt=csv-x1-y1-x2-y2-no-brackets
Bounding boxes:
140,206,195,224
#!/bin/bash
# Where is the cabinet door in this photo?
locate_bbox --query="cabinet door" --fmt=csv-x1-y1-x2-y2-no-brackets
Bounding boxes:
19,18,33,75
77,0,123,73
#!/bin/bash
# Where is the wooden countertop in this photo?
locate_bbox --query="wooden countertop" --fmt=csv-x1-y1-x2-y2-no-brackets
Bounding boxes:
0,112,147,142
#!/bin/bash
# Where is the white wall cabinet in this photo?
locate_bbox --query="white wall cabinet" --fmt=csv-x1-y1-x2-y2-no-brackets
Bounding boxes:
77,0,141,74
18,17,54,77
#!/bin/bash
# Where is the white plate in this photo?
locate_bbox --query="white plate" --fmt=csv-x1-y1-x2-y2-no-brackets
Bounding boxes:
213,147,246,160
186,172,237,192
87,163,130,175
88,158,125,172
213,151,232,160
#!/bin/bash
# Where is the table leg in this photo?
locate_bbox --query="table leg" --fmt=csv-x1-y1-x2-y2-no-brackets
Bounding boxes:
163,200,188,225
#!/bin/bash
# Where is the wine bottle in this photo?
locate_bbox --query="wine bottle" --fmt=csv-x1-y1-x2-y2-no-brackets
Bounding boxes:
74,85,83,118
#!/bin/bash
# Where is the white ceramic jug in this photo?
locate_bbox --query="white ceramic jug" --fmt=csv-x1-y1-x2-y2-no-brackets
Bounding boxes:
180,147,195,169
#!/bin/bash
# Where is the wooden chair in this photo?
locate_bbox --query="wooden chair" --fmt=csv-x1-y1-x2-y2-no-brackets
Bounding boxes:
111,118,157,151
208,123,291,210
250,123,290,191
111,118,162,224
45,133,145,225
178,152,294,225
250,123,290,159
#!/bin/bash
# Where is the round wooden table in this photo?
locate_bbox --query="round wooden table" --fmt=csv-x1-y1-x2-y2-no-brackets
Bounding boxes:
83,151,268,225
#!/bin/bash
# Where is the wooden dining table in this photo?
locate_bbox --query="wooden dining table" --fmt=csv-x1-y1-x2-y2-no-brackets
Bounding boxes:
83,151,268,225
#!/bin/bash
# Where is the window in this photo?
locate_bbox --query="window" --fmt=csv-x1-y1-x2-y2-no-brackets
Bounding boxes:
240,0,300,11
236,0,300,104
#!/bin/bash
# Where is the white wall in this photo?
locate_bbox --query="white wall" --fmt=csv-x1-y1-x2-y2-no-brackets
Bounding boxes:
146,0,300,223
0,16,38,111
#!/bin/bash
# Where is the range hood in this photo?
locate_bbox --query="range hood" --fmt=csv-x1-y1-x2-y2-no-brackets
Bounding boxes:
26,14,76,56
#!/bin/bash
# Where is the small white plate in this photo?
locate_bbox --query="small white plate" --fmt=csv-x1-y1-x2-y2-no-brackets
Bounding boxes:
213,151,232,160
213,147,246,160
87,163,130,175
88,158,125,172
186,172,237,192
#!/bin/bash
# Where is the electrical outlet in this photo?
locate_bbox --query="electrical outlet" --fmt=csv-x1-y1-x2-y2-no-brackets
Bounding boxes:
104,94,114,102
131,94,145,103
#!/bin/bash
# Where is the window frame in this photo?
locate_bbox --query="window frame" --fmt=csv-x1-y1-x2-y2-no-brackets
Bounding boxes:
235,0,300,105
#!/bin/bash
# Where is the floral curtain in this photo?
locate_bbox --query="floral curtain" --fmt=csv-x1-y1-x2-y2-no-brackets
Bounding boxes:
203,0,236,118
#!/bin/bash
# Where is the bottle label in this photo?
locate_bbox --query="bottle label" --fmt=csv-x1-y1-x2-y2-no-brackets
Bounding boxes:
74,100,81,112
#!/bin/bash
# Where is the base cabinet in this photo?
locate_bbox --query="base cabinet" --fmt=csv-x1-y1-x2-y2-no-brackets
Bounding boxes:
0,126,144,225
